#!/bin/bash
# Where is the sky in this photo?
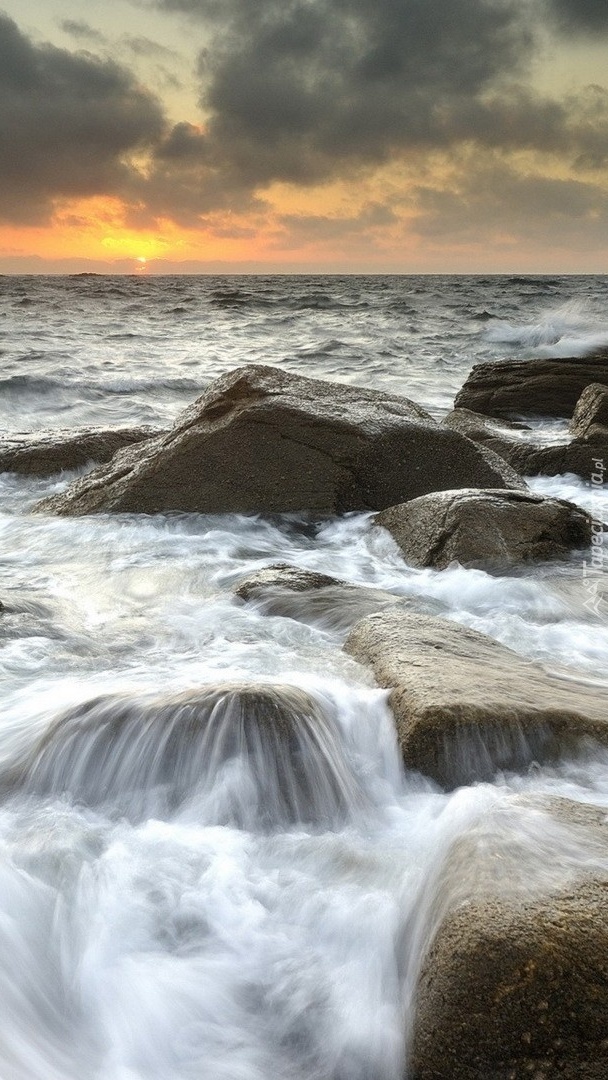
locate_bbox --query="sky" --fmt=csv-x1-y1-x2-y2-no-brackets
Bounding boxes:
1,0,608,273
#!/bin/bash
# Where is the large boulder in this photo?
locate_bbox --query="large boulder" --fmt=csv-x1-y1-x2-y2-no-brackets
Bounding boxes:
233,563,446,633
0,426,161,476
344,609,608,787
570,382,608,438
34,365,524,517
454,352,608,419
410,797,608,1079
444,407,608,479
375,489,592,570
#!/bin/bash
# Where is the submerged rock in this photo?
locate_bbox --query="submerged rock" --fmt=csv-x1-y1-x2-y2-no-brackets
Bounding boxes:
344,609,608,787
375,488,592,570
0,595,67,643
8,682,368,827
454,351,608,419
234,562,446,633
570,382,608,439
444,407,608,479
411,797,608,1079
0,426,161,476
235,564,351,598
34,365,523,516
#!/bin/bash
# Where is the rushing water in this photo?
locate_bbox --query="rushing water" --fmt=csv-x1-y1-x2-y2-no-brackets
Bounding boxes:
1,274,608,1079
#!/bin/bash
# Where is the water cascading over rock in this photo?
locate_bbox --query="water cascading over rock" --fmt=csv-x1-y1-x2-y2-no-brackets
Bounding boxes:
8,683,370,829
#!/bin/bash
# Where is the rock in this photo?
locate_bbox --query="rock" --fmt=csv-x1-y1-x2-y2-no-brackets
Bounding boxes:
233,563,446,633
444,407,608,479
343,609,608,787
454,351,608,419
9,682,364,827
375,489,592,570
0,426,162,476
34,365,524,517
570,383,608,438
410,797,608,1079
234,564,351,599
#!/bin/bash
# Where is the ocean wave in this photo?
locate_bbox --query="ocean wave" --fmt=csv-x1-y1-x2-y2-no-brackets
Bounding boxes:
0,373,64,394
101,375,204,394
483,304,608,354
209,288,253,308
538,333,608,358
0,371,204,404
507,276,562,289
286,292,369,312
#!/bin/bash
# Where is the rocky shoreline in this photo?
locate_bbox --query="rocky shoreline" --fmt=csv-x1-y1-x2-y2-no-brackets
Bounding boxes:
2,352,608,1078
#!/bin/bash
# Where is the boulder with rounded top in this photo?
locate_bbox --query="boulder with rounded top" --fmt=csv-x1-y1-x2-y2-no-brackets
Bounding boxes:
34,365,524,516
410,796,608,1079
375,488,592,570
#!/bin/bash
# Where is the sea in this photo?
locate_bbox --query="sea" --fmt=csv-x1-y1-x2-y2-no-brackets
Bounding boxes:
1,273,608,1079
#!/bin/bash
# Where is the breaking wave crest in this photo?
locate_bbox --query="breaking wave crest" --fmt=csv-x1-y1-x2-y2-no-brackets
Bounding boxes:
483,303,608,356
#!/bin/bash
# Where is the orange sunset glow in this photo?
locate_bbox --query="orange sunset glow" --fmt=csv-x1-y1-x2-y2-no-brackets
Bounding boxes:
1,0,608,272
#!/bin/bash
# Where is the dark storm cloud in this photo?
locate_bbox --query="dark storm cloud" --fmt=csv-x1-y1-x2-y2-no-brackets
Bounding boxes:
546,0,608,34
138,120,265,223
156,0,535,186
273,202,399,257
279,203,397,241
0,13,164,222
413,161,608,246
2,0,608,233
144,0,608,201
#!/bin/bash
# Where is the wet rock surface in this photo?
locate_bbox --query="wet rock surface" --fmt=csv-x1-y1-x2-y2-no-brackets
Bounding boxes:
444,407,608,479
344,608,608,787
570,382,608,439
233,562,447,633
0,426,161,476
375,488,592,570
411,797,608,1080
454,352,608,419
234,564,352,598
34,365,524,516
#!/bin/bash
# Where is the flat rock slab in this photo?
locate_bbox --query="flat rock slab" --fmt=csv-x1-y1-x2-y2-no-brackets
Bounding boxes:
34,365,524,517
454,352,608,419
410,797,608,1079
234,562,446,633
0,426,161,476
444,407,608,479
344,609,608,787
375,488,592,570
